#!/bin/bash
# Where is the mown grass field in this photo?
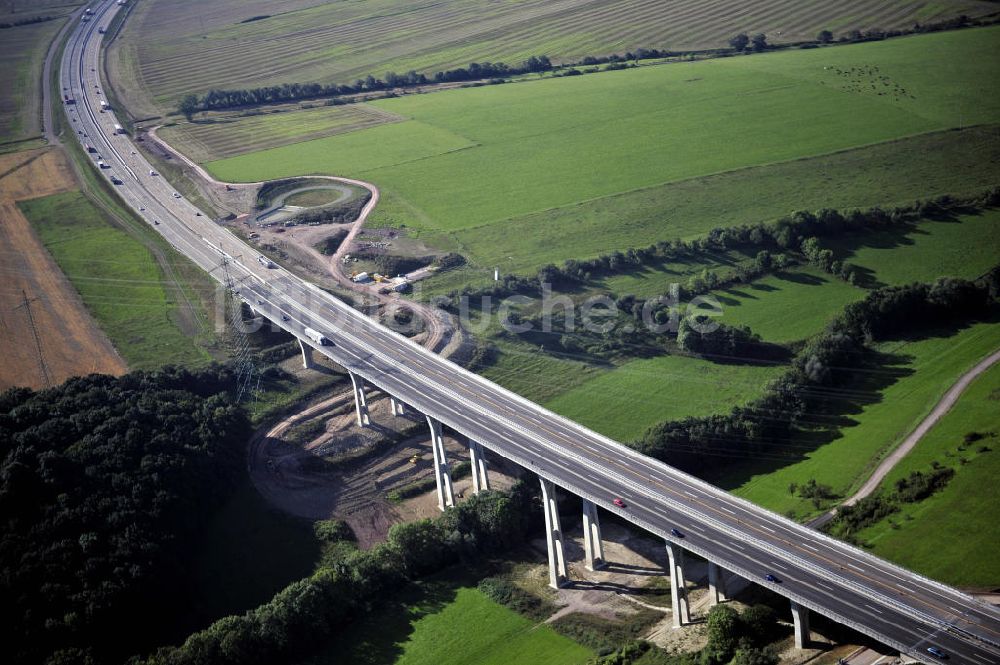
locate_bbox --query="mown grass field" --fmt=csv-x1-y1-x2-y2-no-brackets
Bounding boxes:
544,353,785,442
708,268,864,343
18,191,212,369
157,103,402,162
304,572,591,665
112,0,997,117
208,28,1000,277
851,362,1000,587
827,207,1000,286
716,321,1000,519
0,5,75,147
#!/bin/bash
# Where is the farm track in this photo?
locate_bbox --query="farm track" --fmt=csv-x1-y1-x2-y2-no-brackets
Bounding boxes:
810,347,1000,529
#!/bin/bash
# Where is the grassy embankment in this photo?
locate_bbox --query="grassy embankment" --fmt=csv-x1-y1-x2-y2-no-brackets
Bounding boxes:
850,362,1000,587
0,3,79,151
18,191,213,368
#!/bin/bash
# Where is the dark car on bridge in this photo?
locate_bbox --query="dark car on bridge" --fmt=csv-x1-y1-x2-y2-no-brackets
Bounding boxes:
670,528,684,538
764,574,781,583
926,647,948,659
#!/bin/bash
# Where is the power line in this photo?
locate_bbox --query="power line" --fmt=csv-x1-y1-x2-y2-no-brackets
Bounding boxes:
13,290,51,388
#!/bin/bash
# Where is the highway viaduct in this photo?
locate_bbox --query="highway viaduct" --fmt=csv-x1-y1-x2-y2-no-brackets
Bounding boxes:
59,2,1000,662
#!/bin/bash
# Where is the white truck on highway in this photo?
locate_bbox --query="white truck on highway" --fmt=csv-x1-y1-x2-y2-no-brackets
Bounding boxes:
258,255,276,268
113,123,124,134
304,327,331,346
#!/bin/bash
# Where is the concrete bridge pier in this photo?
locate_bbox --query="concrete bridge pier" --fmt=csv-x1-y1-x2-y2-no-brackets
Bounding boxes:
791,601,811,649
426,416,455,510
707,562,727,605
468,439,490,493
390,396,406,416
540,478,569,588
666,541,691,627
348,371,370,427
582,499,605,571
298,339,314,370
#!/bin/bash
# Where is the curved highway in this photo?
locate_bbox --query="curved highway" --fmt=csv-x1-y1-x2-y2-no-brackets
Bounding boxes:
60,3,1000,663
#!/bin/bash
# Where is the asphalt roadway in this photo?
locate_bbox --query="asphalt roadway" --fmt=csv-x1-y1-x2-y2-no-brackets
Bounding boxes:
60,2,1000,662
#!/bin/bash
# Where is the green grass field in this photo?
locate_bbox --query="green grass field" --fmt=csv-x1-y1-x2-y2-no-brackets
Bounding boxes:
18,191,212,368
849,362,1000,587
304,572,591,665
207,28,1000,278
544,353,785,442
0,7,73,147
113,0,997,117
157,103,402,162
708,268,864,344
715,321,1000,519
827,207,1000,286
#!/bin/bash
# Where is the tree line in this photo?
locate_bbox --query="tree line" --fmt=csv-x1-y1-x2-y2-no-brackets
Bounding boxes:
0,15,55,29
0,367,250,665
635,270,1000,474
178,56,554,118
443,188,1000,315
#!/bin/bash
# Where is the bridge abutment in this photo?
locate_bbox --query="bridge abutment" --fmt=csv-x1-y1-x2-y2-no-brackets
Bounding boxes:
468,439,490,493
582,499,605,571
426,416,455,510
349,371,370,427
540,478,569,588
666,541,691,627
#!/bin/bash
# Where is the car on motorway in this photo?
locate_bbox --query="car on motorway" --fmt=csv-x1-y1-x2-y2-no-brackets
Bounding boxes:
149,169,158,176
138,204,145,211
764,574,781,583
172,192,181,198
281,314,290,322
670,528,684,538
195,212,202,216
926,647,948,659
613,498,626,508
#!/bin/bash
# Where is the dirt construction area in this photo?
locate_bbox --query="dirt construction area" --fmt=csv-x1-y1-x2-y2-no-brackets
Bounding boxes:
249,388,519,548
0,148,126,390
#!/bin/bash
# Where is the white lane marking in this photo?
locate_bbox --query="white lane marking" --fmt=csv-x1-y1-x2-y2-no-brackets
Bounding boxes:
686,522,706,533
803,543,820,552
969,654,992,664
817,582,835,592
759,525,776,534
731,542,745,551
897,583,916,593
684,490,697,497
770,561,789,572
848,563,865,572
864,604,884,615
719,505,737,515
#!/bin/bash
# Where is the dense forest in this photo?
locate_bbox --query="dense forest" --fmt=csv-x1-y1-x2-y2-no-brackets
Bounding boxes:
0,367,250,665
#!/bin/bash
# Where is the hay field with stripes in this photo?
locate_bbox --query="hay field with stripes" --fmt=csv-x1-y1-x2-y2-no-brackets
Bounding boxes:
109,0,998,116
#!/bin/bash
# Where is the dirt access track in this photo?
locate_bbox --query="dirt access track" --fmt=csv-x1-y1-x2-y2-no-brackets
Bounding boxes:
0,148,126,390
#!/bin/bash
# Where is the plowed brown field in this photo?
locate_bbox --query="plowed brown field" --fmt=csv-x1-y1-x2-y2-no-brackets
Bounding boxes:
0,148,126,390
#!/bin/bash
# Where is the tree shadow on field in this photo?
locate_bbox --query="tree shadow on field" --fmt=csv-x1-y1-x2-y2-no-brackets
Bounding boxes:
705,346,914,492
305,570,471,665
